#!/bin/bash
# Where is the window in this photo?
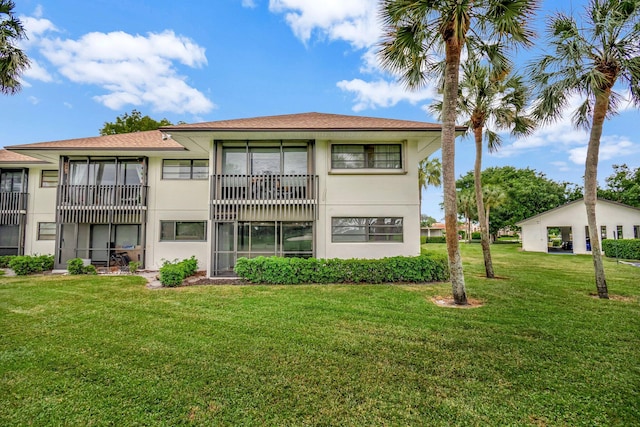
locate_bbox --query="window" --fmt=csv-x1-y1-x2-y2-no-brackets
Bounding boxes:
616,225,623,239
160,221,207,241
331,144,402,169
0,169,25,192
162,160,209,180
37,222,56,240
332,217,403,242
634,225,639,239
40,170,59,187
601,226,607,240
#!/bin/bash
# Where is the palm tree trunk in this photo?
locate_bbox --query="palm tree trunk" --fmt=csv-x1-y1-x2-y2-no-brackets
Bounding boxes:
473,126,495,278
585,92,609,299
442,38,467,305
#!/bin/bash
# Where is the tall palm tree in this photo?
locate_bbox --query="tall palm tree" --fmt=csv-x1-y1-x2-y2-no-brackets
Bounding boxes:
432,60,533,278
379,0,537,304
529,0,640,299
0,0,30,95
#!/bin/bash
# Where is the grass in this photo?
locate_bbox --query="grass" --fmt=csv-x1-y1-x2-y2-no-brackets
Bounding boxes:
1,244,639,426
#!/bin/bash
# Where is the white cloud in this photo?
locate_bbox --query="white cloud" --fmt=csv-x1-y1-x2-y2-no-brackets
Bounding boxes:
568,135,638,165
28,96,40,105
34,29,214,114
22,59,53,82
241,0,257,8
337,78,437,112
269,0,379,49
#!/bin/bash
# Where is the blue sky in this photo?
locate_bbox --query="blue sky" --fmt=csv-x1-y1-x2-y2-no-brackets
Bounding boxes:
2,0,639,220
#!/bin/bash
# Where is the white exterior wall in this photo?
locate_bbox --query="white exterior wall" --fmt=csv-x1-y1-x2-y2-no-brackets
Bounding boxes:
519,200,640,254
315,139,421,260
144,156,210,270
24,166,57,256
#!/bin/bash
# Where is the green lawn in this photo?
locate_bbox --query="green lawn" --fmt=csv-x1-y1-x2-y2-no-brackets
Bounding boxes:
1,244,639,426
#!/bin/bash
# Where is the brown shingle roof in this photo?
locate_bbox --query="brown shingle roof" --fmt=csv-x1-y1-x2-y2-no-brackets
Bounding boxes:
162,112,455,131
0,149,45,164
7,130,184,151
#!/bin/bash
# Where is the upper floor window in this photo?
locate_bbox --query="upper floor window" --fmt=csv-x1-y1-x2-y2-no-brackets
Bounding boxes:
221,146,308,175
332,217,403,242
40,170,59,188
331,144,402,169
616,225,623,239
65,157,146,186
0,169,26,192
162,159,209,180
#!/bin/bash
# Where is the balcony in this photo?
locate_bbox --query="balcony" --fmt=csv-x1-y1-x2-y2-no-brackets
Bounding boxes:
0,192,28,224
57,184,148,223
211,174,318,221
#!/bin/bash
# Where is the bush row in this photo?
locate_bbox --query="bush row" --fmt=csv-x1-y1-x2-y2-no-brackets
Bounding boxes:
421,236,447,244
234,254,449,285
602,239,640,260
160,256,198,287
8,255,54,276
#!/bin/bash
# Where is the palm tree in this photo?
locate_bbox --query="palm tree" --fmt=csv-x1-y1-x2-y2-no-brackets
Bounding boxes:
457,189,476,243
482,184,506,241
379,0,537,304
529,0,640,299
432,60,533,278
418,156,442,204
0,0,30,95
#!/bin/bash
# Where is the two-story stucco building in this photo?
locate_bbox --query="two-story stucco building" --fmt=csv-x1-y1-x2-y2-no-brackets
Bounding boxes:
1,112,452,276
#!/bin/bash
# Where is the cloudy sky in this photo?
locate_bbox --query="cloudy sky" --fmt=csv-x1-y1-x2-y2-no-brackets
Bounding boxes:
2,0,638,219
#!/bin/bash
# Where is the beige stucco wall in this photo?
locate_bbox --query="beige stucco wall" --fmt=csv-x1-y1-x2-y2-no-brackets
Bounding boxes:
24,166,57,256
314,139,422,260
519,200,640,255
144,156,209,270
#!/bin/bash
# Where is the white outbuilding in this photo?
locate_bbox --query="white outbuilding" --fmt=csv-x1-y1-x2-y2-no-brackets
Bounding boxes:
516,198,640,255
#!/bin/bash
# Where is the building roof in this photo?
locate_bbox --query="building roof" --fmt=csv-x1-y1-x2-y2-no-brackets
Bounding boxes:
516,198,640,226
0,149,46,164
6,130,184,151
162,112,462,132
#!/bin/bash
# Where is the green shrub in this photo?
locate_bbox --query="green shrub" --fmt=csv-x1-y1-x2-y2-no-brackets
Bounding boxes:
159,256,199,287
129,261,140,273
471,232,481,240
234,254,449,285
67,258,86,275
83,265,98,275
602,239,640,260
9,256,43,276
0,255,15,268
36,255,54,271
0,269,5,276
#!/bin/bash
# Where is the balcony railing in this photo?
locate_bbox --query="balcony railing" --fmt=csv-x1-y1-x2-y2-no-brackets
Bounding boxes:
211,174,318,221
0,192,28,224
57,184,147,223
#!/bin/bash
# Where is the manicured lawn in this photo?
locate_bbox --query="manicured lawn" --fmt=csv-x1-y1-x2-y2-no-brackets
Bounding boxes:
1,244,639,426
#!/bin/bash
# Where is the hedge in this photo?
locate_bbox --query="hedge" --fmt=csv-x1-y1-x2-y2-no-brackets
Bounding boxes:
159,256,199,287
421,236,446,244
602,239,640,260
234,254,450,284
8,255,54,276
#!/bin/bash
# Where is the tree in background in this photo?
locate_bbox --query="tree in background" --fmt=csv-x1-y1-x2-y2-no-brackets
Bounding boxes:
418,156,442,211
457,189,476,243
598,164,640,207
378,0,537,305
457,166,575,239
529,0,640,299
420,214,437,227
0,0,30,95
431,60,533,278
99,110,173,135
